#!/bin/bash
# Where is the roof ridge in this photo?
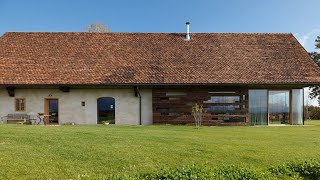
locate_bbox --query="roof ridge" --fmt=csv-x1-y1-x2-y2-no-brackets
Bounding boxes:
2,32,292,35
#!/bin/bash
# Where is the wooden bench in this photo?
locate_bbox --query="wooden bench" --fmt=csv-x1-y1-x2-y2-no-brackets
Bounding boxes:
1,114,32,125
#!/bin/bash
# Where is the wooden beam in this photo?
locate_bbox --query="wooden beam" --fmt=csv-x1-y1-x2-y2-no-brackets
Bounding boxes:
289,90,293,125
210,115,248,118
152,88,249,126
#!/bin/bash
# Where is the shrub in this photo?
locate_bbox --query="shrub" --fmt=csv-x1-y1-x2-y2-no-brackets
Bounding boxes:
138,164,273,180
214,166,273,180
269,160,320,179
99,160,320,180
269,165,301,179
141,164,215,179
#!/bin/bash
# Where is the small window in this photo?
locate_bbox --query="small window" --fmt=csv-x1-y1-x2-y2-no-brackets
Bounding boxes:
15,98,26,111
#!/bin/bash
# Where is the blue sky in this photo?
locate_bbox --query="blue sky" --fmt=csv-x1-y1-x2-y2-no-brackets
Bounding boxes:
0,0,319,105
0,0,319,51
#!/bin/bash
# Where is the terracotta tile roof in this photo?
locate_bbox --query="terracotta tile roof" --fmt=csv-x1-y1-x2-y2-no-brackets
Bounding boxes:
0,32,319,85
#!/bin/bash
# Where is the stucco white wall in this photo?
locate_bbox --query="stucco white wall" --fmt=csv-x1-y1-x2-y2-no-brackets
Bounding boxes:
0,88,153,125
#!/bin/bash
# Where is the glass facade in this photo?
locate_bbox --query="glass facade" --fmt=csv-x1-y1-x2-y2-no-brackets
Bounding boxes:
249,90,268,125
269,91,290,124
292,89,304,125
249,89,304,126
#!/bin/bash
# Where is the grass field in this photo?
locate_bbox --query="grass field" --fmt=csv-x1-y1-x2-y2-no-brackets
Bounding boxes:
1,121,320,179
305,119,320,125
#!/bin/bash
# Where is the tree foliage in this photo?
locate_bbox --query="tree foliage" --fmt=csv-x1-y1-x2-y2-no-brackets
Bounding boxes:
86,23,109,33
316,36,320,48
304,105,320,120
309,36,320,105
309,51,320,65
192,103,203,128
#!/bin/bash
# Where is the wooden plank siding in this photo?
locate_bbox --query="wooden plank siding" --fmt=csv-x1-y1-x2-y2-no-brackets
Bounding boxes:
152,88,249,126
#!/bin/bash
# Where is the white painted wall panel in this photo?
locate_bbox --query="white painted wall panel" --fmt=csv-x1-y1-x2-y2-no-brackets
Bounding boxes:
0,88,153,125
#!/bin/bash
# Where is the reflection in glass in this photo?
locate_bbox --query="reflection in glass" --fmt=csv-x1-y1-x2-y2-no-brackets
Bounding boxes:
97,97,115,124
49,99,58,124
249,90,268,125
205,105,240,111
292,89,303,125
203,95,245,123
269,91,290,124
204,96,240,103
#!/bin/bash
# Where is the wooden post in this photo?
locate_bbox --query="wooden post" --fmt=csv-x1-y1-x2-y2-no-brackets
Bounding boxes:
44,99,49,125
289,90,293,125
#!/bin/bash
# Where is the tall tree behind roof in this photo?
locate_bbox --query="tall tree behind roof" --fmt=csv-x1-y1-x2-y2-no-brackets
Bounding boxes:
86,23,109,33
309,36,320,105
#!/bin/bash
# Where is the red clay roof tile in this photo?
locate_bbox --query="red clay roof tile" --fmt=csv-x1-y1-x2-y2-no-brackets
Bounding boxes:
0,32,319,85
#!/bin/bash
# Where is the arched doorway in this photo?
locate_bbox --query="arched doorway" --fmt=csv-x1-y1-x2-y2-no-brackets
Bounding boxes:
97,97,115,124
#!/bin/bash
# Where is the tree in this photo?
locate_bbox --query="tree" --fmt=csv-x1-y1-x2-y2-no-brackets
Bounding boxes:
86,23,109,33
309,52,320,65
309,36,320,105
304,105,320,120
192,103,203,128
316,36,320,48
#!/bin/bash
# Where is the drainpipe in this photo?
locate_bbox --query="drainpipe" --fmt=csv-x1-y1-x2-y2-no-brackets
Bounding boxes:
302,88,305,125
134,86,142,125
139,93,142,125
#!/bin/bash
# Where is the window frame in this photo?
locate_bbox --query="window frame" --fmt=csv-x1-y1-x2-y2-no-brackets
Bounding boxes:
15,98,26,112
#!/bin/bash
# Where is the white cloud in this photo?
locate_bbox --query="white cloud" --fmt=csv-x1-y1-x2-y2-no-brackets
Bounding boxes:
294,28,320,51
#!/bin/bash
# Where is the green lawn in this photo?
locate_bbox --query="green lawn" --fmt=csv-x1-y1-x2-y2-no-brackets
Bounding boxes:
305,119,320,125
0,122,320,179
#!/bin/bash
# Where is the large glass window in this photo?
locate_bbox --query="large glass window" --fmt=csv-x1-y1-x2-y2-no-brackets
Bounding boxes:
249,90,268,125
269,91,290,124
292,89,303,125
250,89,304,126
204,94,246,123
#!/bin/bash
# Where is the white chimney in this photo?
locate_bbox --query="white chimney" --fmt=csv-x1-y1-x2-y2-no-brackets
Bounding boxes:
185,22,190,41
